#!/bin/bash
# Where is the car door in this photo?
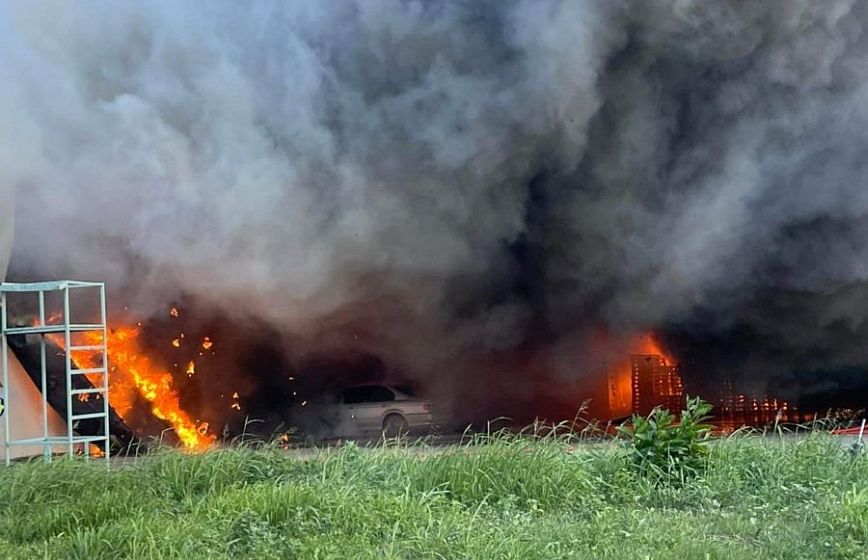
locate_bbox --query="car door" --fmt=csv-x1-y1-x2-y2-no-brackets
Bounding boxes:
301,393,350,439
326,390,357,437
343,386,395,433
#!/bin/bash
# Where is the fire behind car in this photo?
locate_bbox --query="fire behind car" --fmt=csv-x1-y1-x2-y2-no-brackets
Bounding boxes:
290,384,437,441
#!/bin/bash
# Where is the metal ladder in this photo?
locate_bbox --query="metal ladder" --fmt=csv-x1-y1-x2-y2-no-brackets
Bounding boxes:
1,281,110,465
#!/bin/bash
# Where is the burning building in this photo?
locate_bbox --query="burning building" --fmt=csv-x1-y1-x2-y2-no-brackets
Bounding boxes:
717,377,799,427
630,354,685,417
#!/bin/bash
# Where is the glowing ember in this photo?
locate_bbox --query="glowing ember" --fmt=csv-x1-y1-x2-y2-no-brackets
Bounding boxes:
186,361,196,377
51,327,214,451
172,338,181,348
202,337,213,350
170,307,180,318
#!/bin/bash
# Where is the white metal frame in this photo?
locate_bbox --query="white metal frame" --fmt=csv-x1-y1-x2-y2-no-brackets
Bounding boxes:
1,281,110,465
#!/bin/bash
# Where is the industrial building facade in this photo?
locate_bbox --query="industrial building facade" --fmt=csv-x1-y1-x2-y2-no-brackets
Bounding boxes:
631,354,685,416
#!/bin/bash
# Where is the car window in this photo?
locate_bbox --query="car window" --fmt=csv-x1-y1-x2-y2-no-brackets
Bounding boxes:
393,384,416,397
342,386,395,404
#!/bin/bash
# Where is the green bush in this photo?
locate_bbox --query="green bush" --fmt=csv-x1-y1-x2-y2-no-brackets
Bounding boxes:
617,396,713,480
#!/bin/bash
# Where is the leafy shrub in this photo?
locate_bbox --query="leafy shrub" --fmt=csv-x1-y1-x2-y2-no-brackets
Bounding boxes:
618,396,713,481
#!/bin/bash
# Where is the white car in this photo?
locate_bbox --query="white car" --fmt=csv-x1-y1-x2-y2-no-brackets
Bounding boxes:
292,384,435,440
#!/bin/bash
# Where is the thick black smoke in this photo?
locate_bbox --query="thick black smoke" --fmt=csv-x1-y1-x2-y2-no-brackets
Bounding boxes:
2,1,867,414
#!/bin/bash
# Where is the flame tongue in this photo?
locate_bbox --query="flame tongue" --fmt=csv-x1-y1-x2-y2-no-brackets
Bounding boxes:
51,326,215,451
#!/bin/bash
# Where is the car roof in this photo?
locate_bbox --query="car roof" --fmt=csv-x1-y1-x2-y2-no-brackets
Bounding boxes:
338,384,413,399
340,383,398,391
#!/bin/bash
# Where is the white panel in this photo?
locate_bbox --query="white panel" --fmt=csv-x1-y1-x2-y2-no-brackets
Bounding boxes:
1,352,72,459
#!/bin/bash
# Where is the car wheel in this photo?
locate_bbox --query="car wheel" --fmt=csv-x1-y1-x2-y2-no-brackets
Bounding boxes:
382,414,409,439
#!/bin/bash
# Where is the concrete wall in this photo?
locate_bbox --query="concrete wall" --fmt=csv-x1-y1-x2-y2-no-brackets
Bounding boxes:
0,187,73,459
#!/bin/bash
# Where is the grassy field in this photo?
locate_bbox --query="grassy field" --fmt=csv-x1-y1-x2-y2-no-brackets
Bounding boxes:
0,433,865,559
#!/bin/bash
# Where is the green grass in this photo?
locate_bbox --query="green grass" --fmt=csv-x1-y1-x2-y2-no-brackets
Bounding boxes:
0,433,865,559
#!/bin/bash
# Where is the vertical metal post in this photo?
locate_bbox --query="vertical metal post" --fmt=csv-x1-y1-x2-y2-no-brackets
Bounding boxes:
1,291,9,466
63,285,73,458
100,284,110,466
39,291,49,460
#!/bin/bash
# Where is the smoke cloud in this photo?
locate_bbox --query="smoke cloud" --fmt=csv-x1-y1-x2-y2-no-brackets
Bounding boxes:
2,1,868,411
0,182,11,280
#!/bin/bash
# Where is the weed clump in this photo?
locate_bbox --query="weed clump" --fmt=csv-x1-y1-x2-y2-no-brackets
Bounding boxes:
617,396,713,481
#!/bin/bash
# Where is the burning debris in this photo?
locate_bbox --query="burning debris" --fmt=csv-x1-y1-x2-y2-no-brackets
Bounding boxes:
48,327,214,451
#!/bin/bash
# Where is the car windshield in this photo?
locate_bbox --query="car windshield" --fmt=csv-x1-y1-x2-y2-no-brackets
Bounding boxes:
342,386,395,404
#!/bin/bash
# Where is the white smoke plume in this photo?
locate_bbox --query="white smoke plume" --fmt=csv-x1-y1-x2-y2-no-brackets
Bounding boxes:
2,1,868,406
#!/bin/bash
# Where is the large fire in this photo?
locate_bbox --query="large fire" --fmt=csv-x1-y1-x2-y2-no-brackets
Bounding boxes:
607,333,675,418
631,333,674,364
49,326,215,451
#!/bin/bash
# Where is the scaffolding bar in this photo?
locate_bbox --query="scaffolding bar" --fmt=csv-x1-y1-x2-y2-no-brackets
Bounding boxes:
70,412,107,421
3,324,105,335
0,280,103,292
69,367,107,376
39,290,48,459
10,435,108,445
1,291,9,465
70,387,106,396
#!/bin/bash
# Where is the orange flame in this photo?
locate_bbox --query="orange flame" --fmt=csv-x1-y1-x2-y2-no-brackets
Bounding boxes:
624,332,674,364
607,332,676,418
51,327,214,451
